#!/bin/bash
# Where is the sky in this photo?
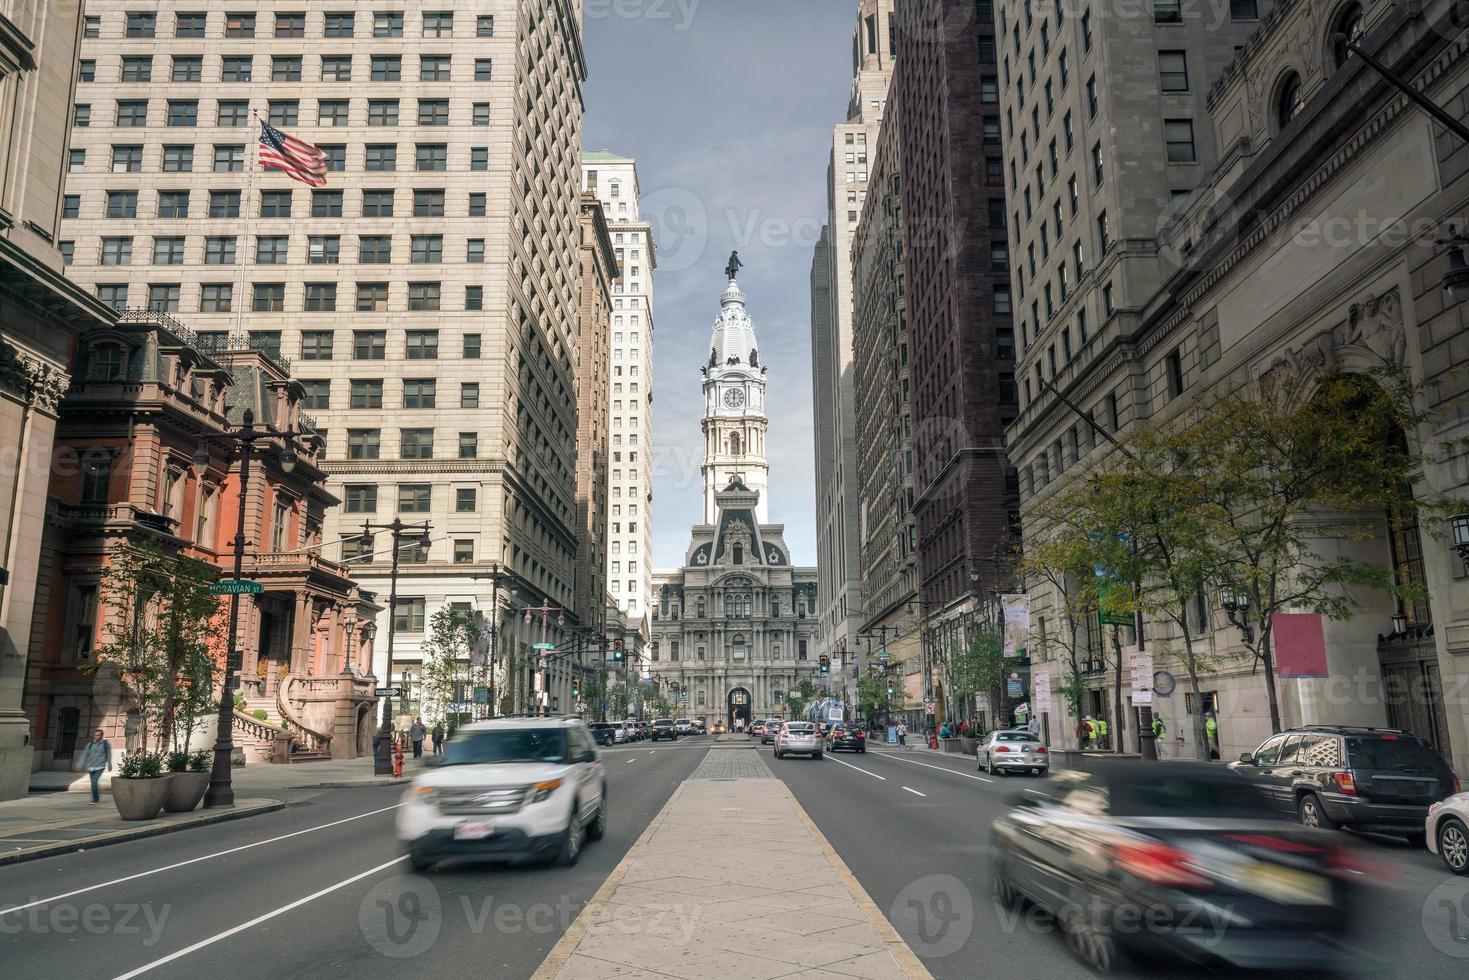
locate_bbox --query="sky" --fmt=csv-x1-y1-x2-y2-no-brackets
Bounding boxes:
581,0,856,570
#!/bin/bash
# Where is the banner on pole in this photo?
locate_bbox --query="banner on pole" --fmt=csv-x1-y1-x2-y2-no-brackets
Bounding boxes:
1128,649,1154,705
1001,594,1030,658
1032,669,1053,713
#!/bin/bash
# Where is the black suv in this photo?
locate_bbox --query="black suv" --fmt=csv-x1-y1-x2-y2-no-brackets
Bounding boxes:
1229,725,1460,842
825,723,867,753
650,718,678,742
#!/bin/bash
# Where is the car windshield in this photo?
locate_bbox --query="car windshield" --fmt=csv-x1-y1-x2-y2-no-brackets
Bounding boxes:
995,732,1037,742
440,729,568,766
1346,736,1446,772
1110,775,1273,817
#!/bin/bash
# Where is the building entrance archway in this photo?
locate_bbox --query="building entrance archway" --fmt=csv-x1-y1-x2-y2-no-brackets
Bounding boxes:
728,687,752,730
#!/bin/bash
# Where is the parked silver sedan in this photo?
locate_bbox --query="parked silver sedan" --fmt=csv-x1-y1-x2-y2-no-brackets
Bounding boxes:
978,730,1048,776
774,722,823,759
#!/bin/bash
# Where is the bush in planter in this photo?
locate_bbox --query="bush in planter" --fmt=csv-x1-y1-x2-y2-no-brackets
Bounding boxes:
189,750,209,772
113,751,170,821
163,750,213,813
251,708,269,722
166,750,191,773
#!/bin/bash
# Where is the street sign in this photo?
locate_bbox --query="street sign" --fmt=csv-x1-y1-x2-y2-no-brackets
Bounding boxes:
373,687,402,698
878,651,892,661
923,698,936,714
211,579,263,595
1129,649,1154,705
473,686,491,705
533,642,556,650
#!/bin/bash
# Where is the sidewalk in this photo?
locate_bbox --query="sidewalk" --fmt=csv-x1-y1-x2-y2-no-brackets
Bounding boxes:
535,745,932,980
0,792,283,866
28,752,436,795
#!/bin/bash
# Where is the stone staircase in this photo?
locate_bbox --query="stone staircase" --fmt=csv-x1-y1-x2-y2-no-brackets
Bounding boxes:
241,693,331,763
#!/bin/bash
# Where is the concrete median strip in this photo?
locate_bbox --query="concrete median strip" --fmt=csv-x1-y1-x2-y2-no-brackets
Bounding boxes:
532,755,934,980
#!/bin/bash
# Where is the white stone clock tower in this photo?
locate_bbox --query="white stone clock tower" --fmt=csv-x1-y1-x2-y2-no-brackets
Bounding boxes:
701,259,769,523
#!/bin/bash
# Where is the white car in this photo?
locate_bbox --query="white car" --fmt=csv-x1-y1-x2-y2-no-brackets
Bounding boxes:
675,719,696,736
774,721,823,759
397,717,607,870
978,730,1049,776
1427,791,1469,875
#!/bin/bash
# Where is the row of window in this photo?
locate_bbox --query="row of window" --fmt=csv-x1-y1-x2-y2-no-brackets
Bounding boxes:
88,10,493,40
77,97,495,130
343,484,480,515
86,53,493,84
75,187,490,220
88,281,476,315
86,234,488,266
297,378,486,411
69,143,489,174
648,639,810,663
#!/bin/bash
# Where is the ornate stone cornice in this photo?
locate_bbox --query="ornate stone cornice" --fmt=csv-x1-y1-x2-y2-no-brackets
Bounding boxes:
0,339,69,412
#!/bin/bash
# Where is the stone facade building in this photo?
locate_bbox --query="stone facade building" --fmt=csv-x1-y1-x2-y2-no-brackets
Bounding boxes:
58,2,591,717
809,0,894,671
650,271,820,726
25,313,379,767
572,192,617,632
1012,0,1469,773
581,153,655,620
0,0,116,799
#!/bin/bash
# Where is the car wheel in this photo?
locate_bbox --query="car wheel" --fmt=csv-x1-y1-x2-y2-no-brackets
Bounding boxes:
995,766,1007,777
814,752,823,760
977,756,987,773
1063,903,1118,974
992,861,1019,908
554,819,583,867
408,847,435,872
859,747,866,754
587,792,608,842
1297,793,1338,830
1438,818,1469,875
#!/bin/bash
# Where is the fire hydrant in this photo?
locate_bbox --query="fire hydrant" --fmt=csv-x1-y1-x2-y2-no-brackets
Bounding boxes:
393,739,404,778
929,732,938,750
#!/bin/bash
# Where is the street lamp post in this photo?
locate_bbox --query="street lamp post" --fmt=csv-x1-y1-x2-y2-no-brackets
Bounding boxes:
524,601,564,716
191,408,303,809
358,517,431,774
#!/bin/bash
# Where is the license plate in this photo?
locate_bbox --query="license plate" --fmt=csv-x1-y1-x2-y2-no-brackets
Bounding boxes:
1241,863,1332,905
454,821,494,840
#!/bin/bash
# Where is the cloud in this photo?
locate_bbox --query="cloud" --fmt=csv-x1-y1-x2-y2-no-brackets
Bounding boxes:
584,1,850,569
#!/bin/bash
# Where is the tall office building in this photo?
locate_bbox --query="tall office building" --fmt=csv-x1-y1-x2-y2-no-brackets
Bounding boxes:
61,3,591,715
581,153,655,619
809,0,894,667
0,0,114,799
890,0,1016,718
572,193,617,632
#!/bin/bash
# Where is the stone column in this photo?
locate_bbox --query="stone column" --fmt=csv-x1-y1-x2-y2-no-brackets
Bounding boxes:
289,592,312,674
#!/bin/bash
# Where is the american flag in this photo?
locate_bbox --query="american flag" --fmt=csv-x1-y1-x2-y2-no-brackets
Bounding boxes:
257,121,327,187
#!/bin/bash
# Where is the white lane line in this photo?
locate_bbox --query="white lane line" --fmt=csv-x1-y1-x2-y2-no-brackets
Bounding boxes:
109,855,407,980
902,786,927,797
626,758,637,764
821,755,887,780
868,750,994,783
0,802,406,917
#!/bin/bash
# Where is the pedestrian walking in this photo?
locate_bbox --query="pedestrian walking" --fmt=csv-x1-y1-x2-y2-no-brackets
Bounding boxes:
896,721,908,747
1205,711,1220,760
431,723,444,755
78,729,112,804
1096,717,1110,750
1082,715,1096,749
409,718,427,759
1151,716,1166,757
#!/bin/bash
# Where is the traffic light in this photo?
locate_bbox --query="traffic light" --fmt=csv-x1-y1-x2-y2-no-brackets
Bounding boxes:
612,639,624,661
819,655,830,675
572,682,580,698
886,682,894,697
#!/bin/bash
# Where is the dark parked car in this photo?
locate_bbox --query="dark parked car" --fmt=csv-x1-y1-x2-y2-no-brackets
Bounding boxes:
650,718,678,741
992,763,1366,973
1228,725,1460,843
588,723,617,747
825,723,866,753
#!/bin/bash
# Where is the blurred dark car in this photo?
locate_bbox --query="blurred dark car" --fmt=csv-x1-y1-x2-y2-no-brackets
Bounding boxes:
1228,725,1459,843
760,723,779,745
826,723,866,753
991,763,1365,974
588,723,617,747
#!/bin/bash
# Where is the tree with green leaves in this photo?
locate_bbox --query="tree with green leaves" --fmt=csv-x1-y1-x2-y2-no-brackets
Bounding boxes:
90,539,226,754
419,606,481,726
1019,526,1103,747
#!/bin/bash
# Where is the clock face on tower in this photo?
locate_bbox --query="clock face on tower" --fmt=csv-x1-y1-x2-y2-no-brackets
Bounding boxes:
724,389,745,409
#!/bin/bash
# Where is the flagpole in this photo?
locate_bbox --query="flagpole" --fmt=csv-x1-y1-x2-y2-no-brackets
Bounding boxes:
233,110,262,341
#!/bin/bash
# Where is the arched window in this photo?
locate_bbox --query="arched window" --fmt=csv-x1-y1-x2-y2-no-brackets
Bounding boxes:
1276,72,1305,130
729,432,741,455
1331,4,1365,69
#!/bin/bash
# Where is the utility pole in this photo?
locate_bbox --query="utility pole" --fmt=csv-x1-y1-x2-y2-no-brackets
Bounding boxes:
357,517,431,773
524,601,564,716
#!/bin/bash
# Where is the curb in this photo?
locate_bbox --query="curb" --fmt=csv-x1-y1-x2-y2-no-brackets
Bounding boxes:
529,781,688,980
293,779,413,789
0,800,286,867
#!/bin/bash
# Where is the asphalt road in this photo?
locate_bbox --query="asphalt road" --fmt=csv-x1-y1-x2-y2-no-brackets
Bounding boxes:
0,738,713,980
767,741,1469,979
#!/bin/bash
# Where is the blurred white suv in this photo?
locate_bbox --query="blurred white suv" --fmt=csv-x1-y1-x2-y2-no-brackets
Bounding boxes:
397,717,606,870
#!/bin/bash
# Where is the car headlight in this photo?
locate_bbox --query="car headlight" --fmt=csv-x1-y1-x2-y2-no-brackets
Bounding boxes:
530,779,563,804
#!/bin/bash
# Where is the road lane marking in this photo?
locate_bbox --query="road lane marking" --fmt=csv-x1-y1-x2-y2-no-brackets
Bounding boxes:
867,750,994,783
821,755,886,780
109,855,407,980
902,786,927,797
626,758,637,764
0,802,406,917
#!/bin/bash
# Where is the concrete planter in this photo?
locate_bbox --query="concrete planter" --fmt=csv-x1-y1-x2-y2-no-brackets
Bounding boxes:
111,775,170,821
960,737,979,755
940,738,963,754
162,771,210,812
